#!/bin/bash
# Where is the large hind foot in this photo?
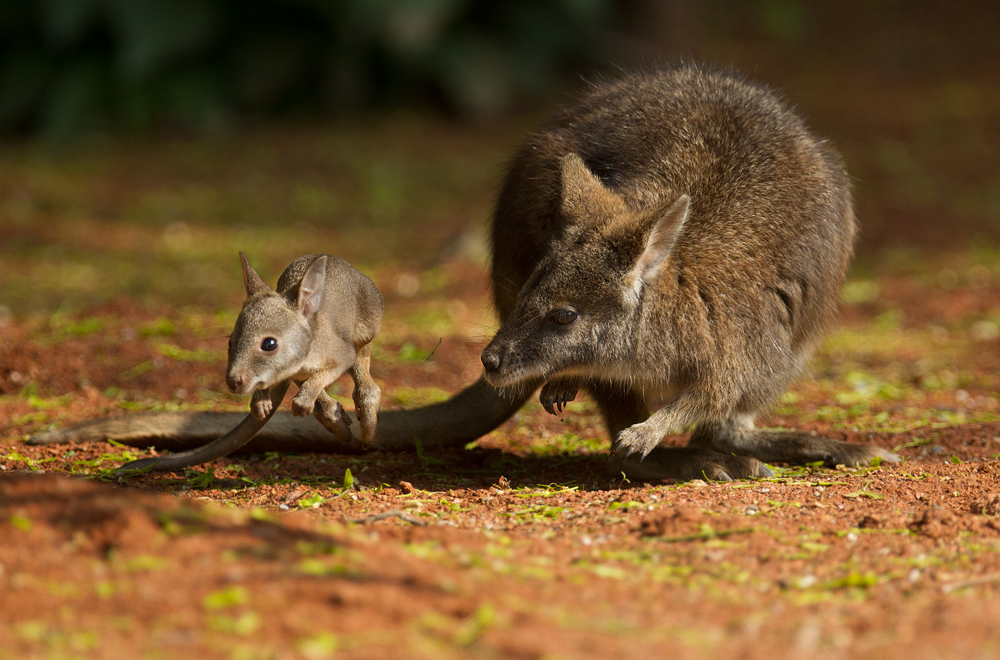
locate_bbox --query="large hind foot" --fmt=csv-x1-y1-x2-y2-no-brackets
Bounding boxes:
692,414,901,467
609,445,774,482
313,390,354,443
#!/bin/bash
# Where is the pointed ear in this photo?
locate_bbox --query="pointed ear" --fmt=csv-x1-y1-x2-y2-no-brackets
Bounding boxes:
297,256,327,321
240,252,269,297
560,153,627,221
631,194,690,285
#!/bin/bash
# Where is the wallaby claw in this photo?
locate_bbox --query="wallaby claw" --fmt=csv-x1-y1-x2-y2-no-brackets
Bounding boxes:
539,380,578,415
615,423,661,460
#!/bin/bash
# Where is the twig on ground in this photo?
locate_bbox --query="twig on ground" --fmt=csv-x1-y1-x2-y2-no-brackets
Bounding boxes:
348,510,429,526
941,572,1000,594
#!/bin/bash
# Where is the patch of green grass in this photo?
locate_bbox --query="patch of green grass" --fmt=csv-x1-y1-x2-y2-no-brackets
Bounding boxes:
208,612,262,636
297,632,339,658
527,432,605,457
157,343,225,362
389,386,452,406
204,586,249,610
502,504,566,523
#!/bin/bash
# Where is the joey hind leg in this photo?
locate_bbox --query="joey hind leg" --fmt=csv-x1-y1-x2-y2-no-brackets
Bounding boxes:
312,390,354,442
589,382,771,482
350,343,381,445
691,414,900,467
540,377,579,414
292,371,339,417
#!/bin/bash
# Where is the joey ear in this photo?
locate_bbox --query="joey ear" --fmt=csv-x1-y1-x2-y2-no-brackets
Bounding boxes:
239,252,270,297
631,194,690,286
297,256,327,321
560,153,627,222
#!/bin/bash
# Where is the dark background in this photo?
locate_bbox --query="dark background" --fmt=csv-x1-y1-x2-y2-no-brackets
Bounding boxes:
2,0,999,254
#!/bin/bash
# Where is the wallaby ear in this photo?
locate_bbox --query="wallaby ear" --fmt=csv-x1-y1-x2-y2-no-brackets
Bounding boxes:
239,252,269,297
631,194,690,286
560,153,627,222
297,256,327,321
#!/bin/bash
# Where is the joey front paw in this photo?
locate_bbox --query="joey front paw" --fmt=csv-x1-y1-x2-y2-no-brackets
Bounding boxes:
250,396,273,420
539,380,578,415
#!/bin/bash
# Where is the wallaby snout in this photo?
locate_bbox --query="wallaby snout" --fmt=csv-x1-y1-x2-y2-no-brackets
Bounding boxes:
226,372,249,394
480,344,503,380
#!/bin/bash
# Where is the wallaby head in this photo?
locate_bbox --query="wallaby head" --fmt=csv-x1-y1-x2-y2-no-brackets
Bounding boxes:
226,252,328,395
481,153,690,389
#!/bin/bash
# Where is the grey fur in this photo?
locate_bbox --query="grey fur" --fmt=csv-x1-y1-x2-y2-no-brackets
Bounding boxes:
113,252,382,472
32,66,897,480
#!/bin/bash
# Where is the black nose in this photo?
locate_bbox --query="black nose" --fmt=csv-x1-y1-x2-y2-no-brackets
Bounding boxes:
481,349,502,374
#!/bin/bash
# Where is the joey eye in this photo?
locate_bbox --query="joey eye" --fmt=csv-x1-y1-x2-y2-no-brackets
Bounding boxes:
261,337,278,351
547,308,578,326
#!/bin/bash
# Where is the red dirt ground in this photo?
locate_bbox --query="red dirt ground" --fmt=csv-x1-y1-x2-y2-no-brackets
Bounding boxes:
4,265,1000,659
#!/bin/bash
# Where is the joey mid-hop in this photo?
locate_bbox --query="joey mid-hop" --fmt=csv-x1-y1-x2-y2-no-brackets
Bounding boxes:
227,252,383,445
110,252,383,473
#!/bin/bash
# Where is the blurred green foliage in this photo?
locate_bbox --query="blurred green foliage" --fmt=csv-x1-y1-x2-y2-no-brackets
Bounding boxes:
0,0,611,139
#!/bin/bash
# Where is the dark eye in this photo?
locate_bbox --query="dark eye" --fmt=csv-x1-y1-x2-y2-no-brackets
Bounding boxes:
548,308,578,326
261,337,278,351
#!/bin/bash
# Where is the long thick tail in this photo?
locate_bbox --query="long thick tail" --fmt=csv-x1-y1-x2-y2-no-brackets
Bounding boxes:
27,376,532,455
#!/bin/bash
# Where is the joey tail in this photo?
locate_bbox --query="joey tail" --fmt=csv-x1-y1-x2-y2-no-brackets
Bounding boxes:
28,376,531,459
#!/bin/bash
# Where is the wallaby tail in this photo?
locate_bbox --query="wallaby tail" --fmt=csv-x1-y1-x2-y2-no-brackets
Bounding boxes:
27,376,531,455
370,376,533,451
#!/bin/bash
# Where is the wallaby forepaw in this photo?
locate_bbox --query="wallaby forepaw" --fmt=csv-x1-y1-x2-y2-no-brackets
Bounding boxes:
250,397,273,420
615,422,663,460
540,380,578,415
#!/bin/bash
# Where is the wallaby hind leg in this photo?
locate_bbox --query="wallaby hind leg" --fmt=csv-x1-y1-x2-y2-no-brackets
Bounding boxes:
587,381,771,482
350,343,381,446
690,414,901,467
540,377,580,414
312,390,354,443
292,369,343,417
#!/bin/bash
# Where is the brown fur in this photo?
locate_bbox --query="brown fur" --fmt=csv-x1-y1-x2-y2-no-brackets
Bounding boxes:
32,66,897,480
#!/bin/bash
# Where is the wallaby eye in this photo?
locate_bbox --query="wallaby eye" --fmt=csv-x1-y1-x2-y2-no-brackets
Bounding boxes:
548,308,578,326
261,337,278,352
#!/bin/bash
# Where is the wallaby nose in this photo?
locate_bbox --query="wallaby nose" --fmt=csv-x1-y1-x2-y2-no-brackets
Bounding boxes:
481,348,502,374
226,373,243,393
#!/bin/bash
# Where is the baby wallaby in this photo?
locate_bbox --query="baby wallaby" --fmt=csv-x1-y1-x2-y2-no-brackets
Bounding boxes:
226,252,382,443
117,252,382,472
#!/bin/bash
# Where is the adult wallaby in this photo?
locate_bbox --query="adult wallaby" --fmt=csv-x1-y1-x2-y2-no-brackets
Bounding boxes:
115,252,382,472
30,66,898,480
